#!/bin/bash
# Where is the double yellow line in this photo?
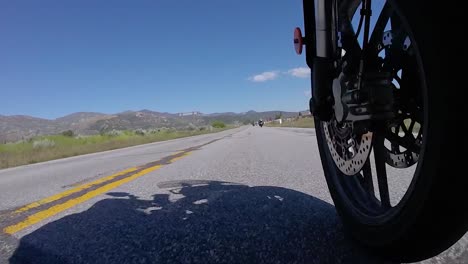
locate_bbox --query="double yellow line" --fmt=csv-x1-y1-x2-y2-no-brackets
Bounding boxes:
3,151,192,235
14,167,139,214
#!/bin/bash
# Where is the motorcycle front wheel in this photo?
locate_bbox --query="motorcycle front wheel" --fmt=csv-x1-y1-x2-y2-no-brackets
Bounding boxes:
316,0,467,261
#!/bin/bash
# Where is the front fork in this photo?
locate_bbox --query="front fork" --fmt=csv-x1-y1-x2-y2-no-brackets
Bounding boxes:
301,0,338,121
297,0,394,123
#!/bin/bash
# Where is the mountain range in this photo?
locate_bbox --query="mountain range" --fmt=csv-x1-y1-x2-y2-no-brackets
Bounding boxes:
0,110,301,142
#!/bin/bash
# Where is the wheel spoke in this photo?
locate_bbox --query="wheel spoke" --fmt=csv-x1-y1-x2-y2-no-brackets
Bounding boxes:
342,20,364,57
368,2,393,54
394,75,402,83
408,119,416,133
374,132,391,209
400,123,408,133
362,160,375,195
339,6,364,60
390,11,402,32
391,142,399,153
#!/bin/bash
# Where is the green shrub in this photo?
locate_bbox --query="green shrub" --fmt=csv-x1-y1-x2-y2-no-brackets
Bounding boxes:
275,112,282,120
134,129,146,136
211,121,226,128
187,123,197,131
61,130,74,137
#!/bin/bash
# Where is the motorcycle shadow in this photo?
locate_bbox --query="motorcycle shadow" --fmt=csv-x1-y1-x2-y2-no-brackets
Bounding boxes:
10,180,396,264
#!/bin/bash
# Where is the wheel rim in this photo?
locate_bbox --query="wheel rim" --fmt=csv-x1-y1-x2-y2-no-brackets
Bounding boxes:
322,0,427,221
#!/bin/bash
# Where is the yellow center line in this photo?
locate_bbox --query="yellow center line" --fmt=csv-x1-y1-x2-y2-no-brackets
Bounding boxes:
5,150,195,235
169,151,192,163
4,165,162,235
14,167,139,213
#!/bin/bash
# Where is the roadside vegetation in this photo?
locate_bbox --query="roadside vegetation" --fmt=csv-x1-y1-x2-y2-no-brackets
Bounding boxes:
211,121,226,128
0,126,231,169
266,117,315,128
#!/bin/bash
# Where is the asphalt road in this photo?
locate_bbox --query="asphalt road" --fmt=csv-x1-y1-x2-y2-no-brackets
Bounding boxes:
0,126,466,263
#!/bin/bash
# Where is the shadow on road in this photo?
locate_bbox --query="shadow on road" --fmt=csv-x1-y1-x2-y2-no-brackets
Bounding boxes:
10,180,394,264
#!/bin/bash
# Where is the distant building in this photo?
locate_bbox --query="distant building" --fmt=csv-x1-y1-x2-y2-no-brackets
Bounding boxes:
299,110,312,116
177,111,201,117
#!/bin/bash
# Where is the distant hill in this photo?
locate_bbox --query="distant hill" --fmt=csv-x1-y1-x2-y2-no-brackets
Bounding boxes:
0,110,301,142
0,115,56,142
54,112,115,135
88,110,205,132
55,112,113,123
206,112,238,117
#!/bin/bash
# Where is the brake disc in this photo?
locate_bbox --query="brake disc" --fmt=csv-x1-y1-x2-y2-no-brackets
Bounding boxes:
382,62,422,168
323,121,373,175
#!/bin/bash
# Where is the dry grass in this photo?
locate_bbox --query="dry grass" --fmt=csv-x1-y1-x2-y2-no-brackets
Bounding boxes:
0,128,231,169
266,117,315,128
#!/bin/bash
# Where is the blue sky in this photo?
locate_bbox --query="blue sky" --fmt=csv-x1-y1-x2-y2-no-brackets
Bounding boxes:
0,0,312,119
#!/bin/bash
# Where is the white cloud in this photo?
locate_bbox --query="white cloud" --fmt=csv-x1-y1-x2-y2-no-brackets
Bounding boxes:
249,67,311,82
248,71,279,82
287,67,311,78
